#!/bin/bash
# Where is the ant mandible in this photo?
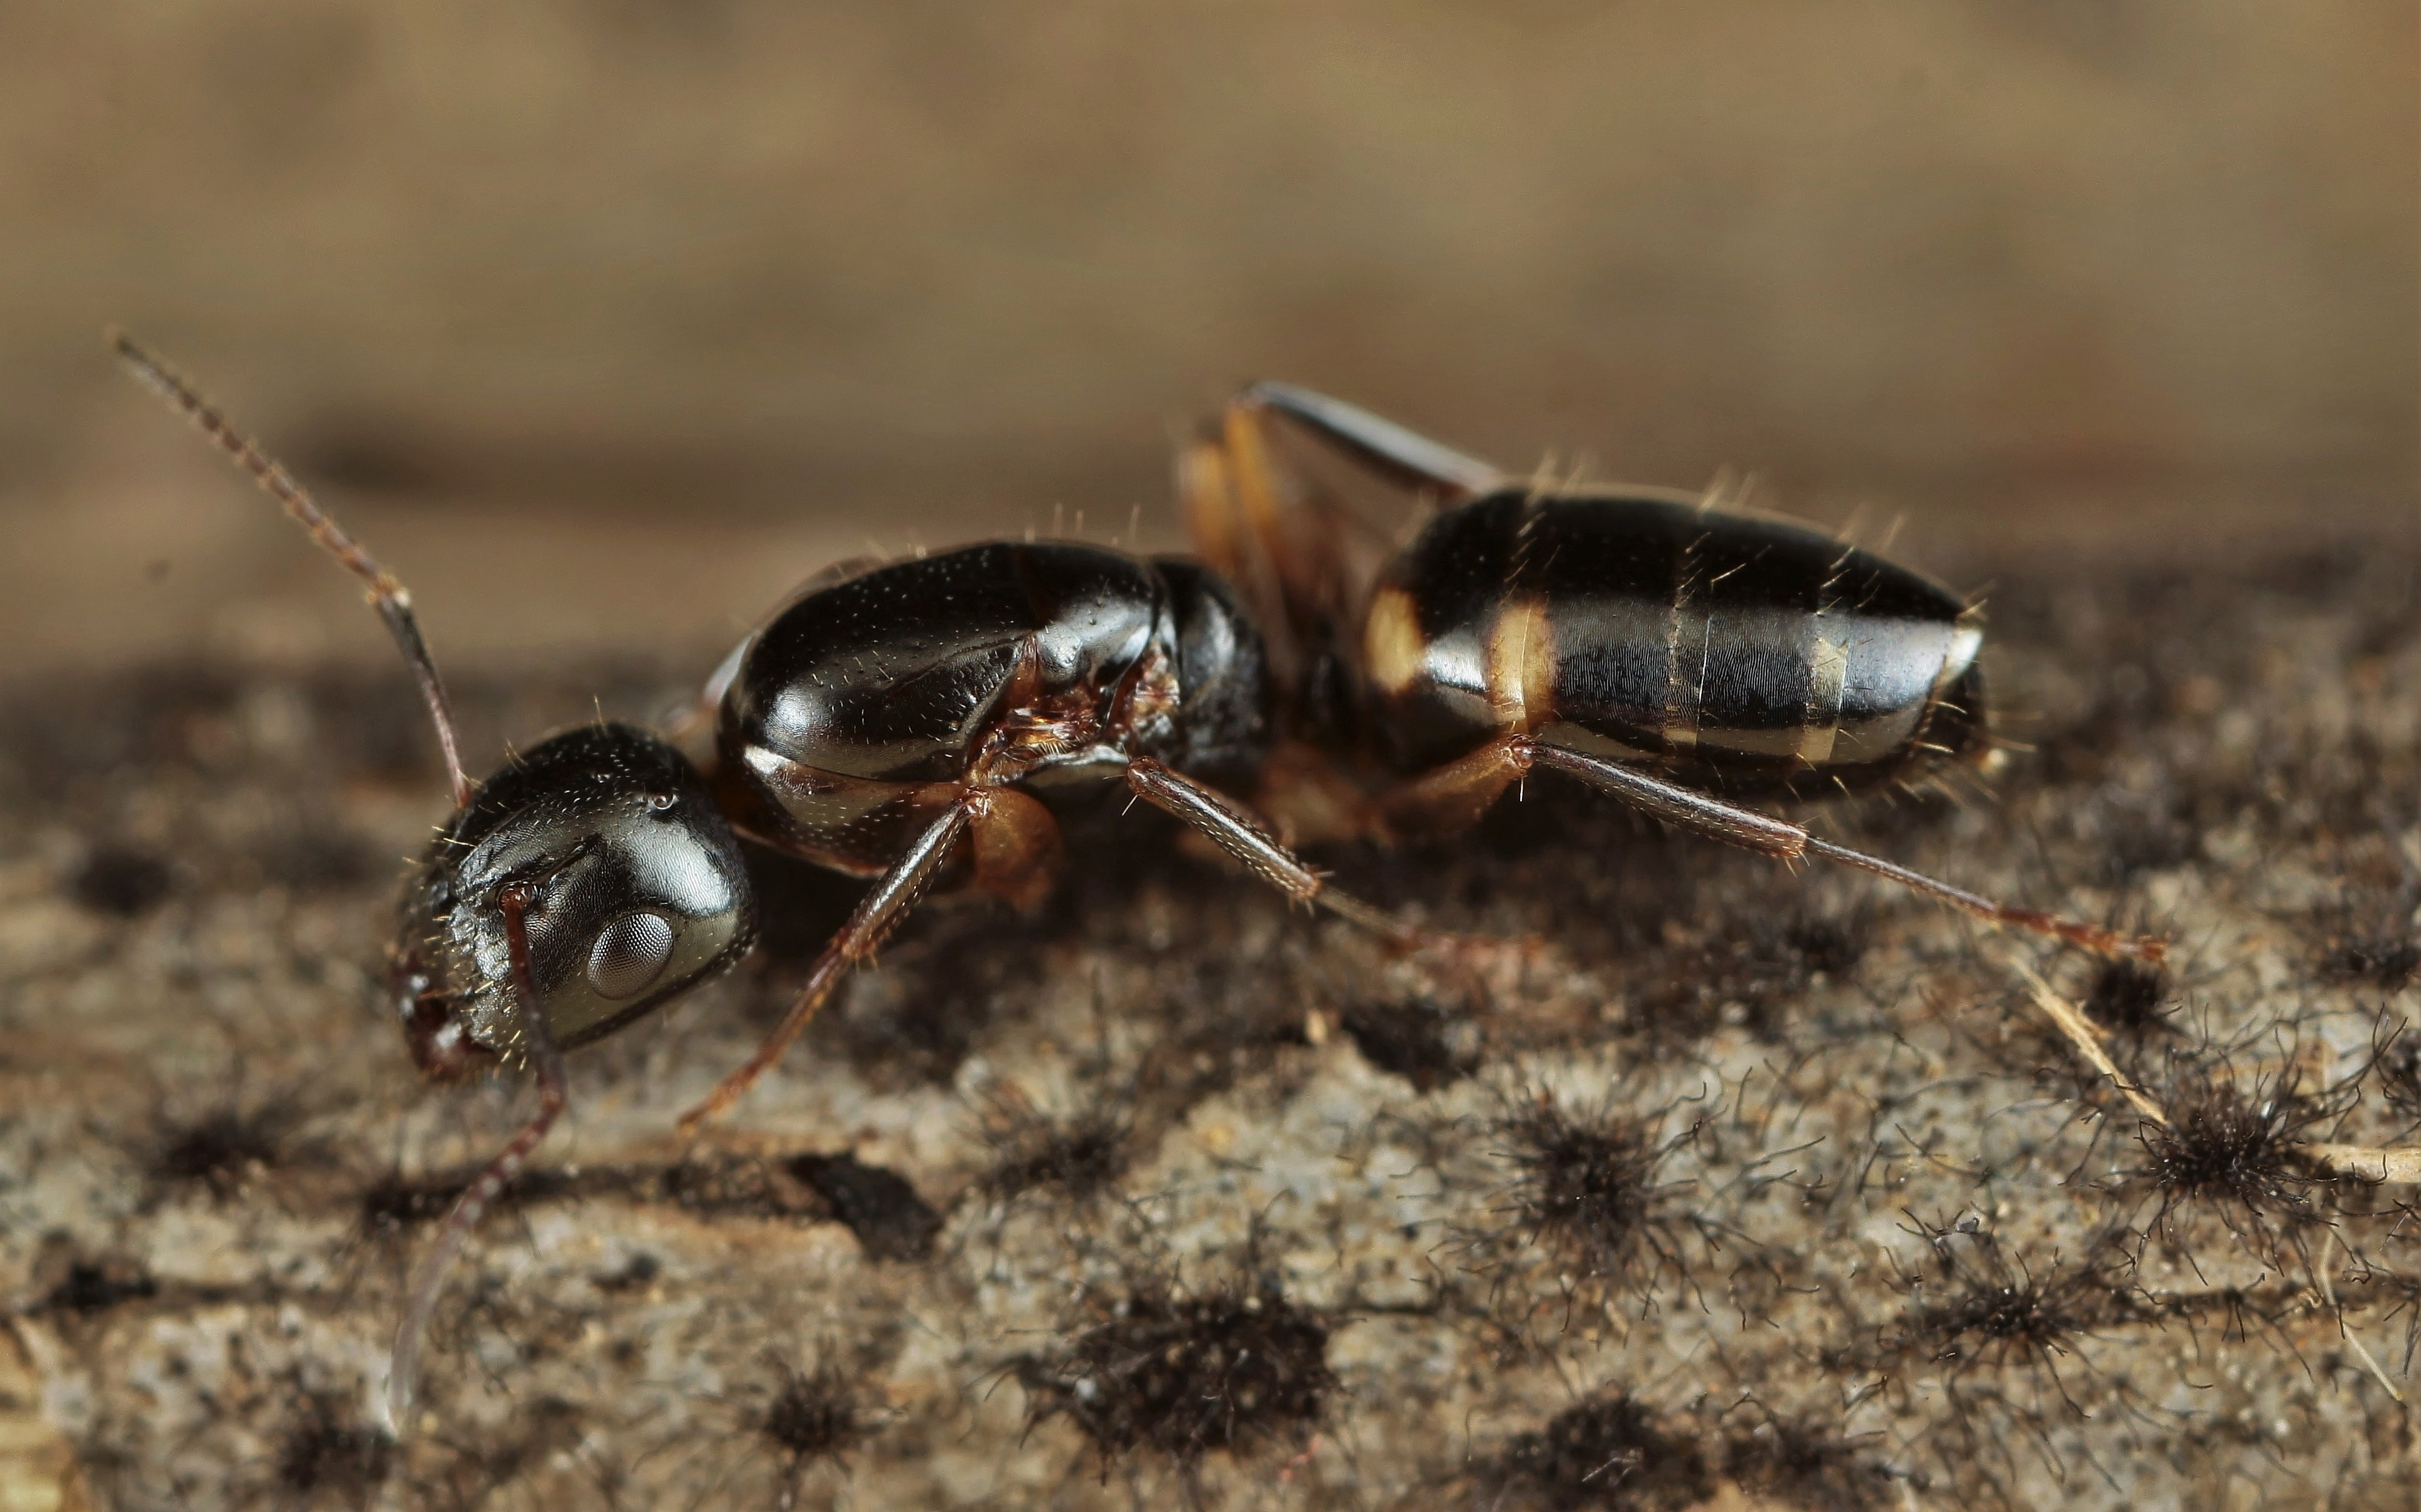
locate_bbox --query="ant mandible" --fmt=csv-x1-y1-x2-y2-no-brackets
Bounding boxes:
111,338,2159,1425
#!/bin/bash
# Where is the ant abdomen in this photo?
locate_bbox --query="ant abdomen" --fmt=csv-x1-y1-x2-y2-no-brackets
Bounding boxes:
1362,490,1990,794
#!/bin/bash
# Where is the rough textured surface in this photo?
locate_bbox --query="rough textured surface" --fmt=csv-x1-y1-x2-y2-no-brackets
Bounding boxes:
1,531,2416,1509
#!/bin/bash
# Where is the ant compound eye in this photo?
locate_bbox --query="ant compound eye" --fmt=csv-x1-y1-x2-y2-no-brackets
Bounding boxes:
587,910,676,1000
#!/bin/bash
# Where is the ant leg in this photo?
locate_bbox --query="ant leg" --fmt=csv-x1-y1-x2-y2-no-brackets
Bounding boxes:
1516,739,2165,961
111,333,474,808
1125,757,1423,949
1237,383,1504,499
677,792,983,1135
389,880,565,1427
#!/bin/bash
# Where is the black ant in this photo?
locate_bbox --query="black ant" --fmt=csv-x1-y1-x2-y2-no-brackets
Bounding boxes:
111,338,2159,1426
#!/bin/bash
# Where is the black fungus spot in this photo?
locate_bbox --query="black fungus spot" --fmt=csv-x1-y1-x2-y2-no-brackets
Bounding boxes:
2376,1035,2421,1125
149,1103,309,1201
831,918,1025,1089
301,667,443,785
2083,957,2173,1037
2136,1054,2344,1250
41,1259,158,1315
980,1105,1132,1209
1635,904,1870,1044
1724,1411,1889,1511
590,1251,661,1293
1338,996,1477,1090
1780,912,1870,979
759,1359,875,1472
1482,1393,1709,1511
2324,935,2420,993
356,1171,463,1237
275,1395,393,1496
70,843,173,916
786,1152,942,1261
1492,1095,1694,1296
740,842,866,963
1017,1277,1334,1476
1902,1222,2118,1377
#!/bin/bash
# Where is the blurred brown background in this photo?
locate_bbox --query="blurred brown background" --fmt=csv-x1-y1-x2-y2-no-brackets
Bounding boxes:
4,1,2414,676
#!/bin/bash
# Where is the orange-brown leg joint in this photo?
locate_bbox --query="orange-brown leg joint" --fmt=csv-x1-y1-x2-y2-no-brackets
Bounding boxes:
971,785,1063,911
1377,736,1535,841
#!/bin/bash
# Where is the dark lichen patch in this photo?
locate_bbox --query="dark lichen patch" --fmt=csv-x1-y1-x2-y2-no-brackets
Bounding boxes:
40,1257,158,1316
1630,902,1870,1044
69,841,174,916
2082,956,2173,1037
1894,1220,2126,1379
1487,1092,1698,1303
1722,1410,1890,1511
1015,1276,1335,1478
2134,1052,2349,1255
273,1394,393,1498
758,1358,877,1475
786,1152,943,1261
2323,934,2420,993
1338,995,1478,1090
146,1099,319,1202
355,1170,462,1239
1476,1392,1711,1511
978,1100,1133,1210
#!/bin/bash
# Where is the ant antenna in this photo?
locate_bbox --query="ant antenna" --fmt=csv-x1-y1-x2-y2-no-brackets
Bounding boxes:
109,331,475,810
386,878,568,1426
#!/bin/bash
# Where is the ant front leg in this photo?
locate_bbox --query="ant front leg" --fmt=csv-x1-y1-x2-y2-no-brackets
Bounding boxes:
1381,735,2165,962
390,880,567,1425
677,792,988,1135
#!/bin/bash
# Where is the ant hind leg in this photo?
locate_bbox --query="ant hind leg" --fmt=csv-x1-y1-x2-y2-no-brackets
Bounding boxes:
1531,740,2166,961
1382,735,2165,962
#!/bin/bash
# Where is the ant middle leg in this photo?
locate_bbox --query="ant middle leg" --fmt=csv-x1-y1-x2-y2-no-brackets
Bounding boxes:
1379,734,2165,962
1125,757,1437,952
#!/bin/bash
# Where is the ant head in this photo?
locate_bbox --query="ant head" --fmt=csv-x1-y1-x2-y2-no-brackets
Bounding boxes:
102,340,758,1078
395,724,758,1078
110,334,766,1422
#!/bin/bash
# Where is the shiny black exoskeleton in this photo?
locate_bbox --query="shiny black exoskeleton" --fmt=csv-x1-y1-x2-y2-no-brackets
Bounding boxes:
391,722,757,1079
717,543,1269,873
117,336,2158,1423
1360,490,1988,793
1183,382,2161,955
113,336,1383,1422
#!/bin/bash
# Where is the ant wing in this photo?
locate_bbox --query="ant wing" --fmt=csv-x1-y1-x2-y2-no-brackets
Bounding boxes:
1181,387,1494,705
